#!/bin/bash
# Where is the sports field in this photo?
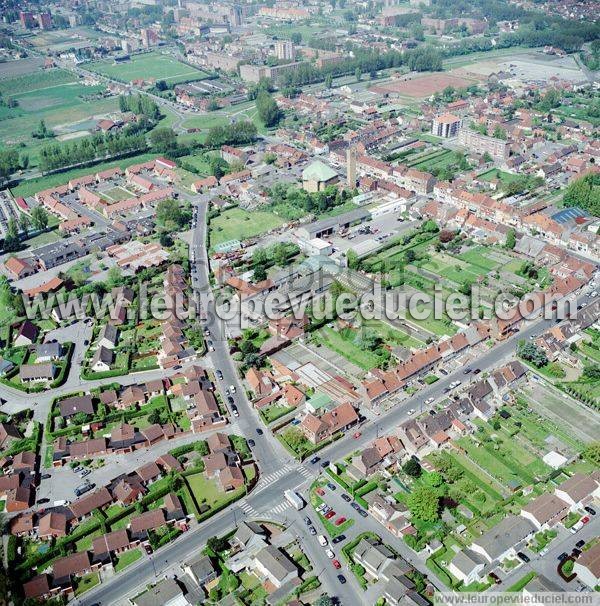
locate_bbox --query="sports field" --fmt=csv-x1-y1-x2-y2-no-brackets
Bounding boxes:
87,52,209,84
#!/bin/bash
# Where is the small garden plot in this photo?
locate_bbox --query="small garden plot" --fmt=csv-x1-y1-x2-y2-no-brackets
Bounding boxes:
477,168,521,185
315,326,386,371
102,186,135,202
456,246,502,273
114,548,142,572
259,402,295,424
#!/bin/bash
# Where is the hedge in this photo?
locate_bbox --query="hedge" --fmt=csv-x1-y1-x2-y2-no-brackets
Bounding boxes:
48,342,74,388
81,367,130,380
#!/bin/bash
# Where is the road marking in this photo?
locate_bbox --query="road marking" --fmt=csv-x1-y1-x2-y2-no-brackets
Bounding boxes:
238,500,258,517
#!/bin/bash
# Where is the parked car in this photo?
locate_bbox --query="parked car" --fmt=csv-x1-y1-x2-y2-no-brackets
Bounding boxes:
358,509,368,518
325,511,336,520
41,474,51,480
320,460,330,468
572,548,582,558
79,469,91,478
308,526,316,535
36,498,50,505
304,516,312,526
335,516,346,526
576,540,586,549
318,535,328,547
351,502,361,511
316,487,325,496
144,544,153,555
247,439,255,447
558,552,569,561
227,396,234,405
229,385,236,394
581,516,590,524
326,482,336,491
517,552,530,563
584,506,596,516
332,559,341,569
489,572,501,585
256,428,263,435
231,405,239,417
310,456,320,465
332,535,346,544
337,574,346,584
463,368,472,374
216,370,223,380
325,549,335,559
341,494,351,502
353,431,361,439
473,368,481,374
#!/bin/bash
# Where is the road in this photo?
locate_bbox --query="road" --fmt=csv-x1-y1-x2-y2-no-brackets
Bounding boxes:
187,192,292,476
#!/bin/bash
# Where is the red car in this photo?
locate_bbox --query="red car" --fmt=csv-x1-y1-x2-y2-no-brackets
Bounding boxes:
316,488,325,496
581,516,590,524
335,516,346,526
332,559,341,569
353,431,361,439
325,510,336,519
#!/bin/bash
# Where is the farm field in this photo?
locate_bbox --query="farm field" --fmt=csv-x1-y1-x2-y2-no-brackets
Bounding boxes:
209,207,284,247
87,52,210,84
0,68,119,168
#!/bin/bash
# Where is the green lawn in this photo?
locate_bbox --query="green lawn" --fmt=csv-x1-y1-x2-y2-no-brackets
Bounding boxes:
209,207,284,247
363,319,425,349
186,473,228,507
87,52,209,84
74,572,100,596
114,548,142,573
477,168,521,185
317,326,381,371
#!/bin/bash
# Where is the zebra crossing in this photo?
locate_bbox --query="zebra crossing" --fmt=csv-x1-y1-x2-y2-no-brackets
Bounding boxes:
255,463,296,488
238,499,258,517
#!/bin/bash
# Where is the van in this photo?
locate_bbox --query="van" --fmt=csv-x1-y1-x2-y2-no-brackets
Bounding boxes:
318,535,328,547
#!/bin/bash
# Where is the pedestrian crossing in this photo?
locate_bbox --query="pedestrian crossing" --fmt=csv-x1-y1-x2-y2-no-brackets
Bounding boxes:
238,499,258,517
255,463,296,488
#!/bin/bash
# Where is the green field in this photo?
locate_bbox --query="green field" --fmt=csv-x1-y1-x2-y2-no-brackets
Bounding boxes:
87,52,209,84
209,207,285,247
477,168,521,185
317,326,382,371
0,68,119,168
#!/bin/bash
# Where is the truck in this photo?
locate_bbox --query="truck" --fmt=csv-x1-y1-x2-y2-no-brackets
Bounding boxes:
284,489,305,510
74,482,94,497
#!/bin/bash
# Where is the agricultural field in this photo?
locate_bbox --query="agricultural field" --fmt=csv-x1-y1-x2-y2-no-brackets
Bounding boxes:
0,68,119,168
209,207,285,247
87,52,210,84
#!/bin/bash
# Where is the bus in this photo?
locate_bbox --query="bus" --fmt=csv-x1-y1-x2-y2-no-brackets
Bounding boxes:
284,489,305,510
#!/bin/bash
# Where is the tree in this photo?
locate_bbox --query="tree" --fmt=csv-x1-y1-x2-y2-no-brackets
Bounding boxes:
31,119,53,139
563,173,600,217
3,217,19,252
314,596,334,606
252,265,267,282
403,458,422,478
255,91,281,128
159,232,174,247
505,227,516,250
149,127,177,153
210,156,229,180
325,74,333,89
147,408,163,425
407,485,440,522
582,442,600,466
291,32,302,45
346,249,359,270
517,340,548,368
355,67,362,82
423,471,444,488
155,80,168,91
18,213,30,237
582,364,600,380
156,198,190,231
207,535,229,554
493,125,507,140
106,266,125,289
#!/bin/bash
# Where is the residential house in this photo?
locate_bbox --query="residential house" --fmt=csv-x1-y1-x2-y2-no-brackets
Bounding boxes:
252,545,298,589
91,346,113,372
471,515,536,563
98,324,119,349
14,321,38,346
59,394,95,419
35,342,63,363
185,555,218,588
554,473,600,511
573,542,600,589
520,493,570,530
38,512,67,539
447,549,487,585
19,363,56,383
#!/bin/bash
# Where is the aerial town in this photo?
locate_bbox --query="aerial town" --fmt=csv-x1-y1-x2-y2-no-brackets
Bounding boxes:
0,0,598,604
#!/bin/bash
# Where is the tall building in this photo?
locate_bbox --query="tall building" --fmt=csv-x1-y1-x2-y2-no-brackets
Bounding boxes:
275,40,295,61
458,128,509,162
432,113,461,138
229,5,242,27
19,11,35,28
141,28,158,48
37,12,52,30
347,146,357,187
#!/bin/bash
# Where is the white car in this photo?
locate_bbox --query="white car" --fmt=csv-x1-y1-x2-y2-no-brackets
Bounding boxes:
318,535,328,547
591,291,598,297
407,409,415,415
229,385,236,394
425,397,434,405
326,549,335,559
